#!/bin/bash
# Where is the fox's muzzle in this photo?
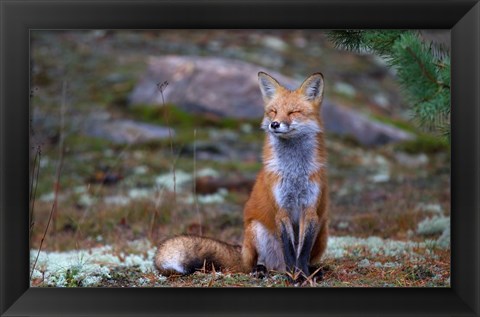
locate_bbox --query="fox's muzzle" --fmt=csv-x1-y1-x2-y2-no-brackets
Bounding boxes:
269,121,291,135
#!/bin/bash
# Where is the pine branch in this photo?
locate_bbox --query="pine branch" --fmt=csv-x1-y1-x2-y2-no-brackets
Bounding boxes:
326,30,451,139
327,30,365,52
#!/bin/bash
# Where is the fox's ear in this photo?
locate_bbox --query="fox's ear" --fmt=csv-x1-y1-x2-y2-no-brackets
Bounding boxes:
299,73,324,104
258,72,281,102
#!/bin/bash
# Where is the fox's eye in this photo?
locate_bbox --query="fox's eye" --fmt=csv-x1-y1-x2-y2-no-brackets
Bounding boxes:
288,110,301,115
269,109,277,115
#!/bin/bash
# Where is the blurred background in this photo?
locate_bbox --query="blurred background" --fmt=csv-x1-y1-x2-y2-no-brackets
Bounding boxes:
29,30,450,287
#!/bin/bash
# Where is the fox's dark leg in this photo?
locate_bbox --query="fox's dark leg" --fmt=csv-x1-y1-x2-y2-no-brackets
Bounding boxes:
305,218,328,281
296,208,320,277
309,218,328,266
276,209,297,274
281,222,297,273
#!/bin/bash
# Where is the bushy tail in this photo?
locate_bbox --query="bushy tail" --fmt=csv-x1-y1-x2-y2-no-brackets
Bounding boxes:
154,235,245,275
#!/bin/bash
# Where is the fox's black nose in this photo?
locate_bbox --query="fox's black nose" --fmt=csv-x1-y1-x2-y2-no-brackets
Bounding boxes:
270,121,280,129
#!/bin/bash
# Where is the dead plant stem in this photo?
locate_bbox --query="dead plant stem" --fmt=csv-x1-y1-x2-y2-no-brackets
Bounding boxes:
30,81,67,280
193,128,202,235
29,147,41,238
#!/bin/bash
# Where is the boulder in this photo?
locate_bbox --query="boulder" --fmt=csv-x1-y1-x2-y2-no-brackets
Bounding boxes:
322,102,414,146
83,112,173,145
129,56,414,146
129,55,291,118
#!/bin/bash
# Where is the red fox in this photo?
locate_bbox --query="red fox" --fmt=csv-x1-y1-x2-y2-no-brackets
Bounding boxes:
155,72,328,279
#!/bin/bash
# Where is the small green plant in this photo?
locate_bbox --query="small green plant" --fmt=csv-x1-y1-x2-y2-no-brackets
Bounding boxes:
65,267,81,287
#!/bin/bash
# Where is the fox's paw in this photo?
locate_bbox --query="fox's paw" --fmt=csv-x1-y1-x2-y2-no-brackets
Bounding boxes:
283,267,306,283
252,264,268,279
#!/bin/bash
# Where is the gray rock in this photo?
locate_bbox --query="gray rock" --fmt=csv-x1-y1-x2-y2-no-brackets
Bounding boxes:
322,103,414,146
129,55,294,118
129,56,414,146
84,113,173,144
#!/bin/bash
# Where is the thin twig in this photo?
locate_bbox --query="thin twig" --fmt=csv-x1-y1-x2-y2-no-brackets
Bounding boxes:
29,146,39,202
30,81,67,280
149,174,164,240
207,263,217,287
157,81,176,202
193,128,202,236
304,266,323,286
29,146,41,238
52,81,68,235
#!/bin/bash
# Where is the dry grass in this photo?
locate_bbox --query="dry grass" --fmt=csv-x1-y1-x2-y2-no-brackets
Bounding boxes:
59,248,449,288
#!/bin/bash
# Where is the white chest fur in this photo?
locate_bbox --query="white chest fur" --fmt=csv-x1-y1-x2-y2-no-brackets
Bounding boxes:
266,134,322,223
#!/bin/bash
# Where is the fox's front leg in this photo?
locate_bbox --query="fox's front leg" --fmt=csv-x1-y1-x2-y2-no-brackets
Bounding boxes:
276,209,297,274
296,207,320,276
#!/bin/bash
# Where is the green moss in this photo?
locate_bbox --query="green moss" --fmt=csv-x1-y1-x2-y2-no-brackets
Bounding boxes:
370,114,417,133
130,104,259,130
371,114,450,155
395,133,450,154
216,117,239,129
65,134,111,153
130,105,194,128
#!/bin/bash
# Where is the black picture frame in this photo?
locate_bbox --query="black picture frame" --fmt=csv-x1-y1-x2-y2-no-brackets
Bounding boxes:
1,0,479,316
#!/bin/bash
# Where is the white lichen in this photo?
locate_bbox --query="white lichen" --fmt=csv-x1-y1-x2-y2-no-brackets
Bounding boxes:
196,168,220,178
373,261,400,268
185,188,228,205
436,226,450,249
358,259,371,268
415,203,443,214
104,195,131,206
128,188,152,199
30,241,155,287
73,186,88,194
155,170,192,191
133,165,148,175
370,171,390,183
416,216,450,236
77,193,95,207
40,192,55,202
337,221,349,230
82,275,102,286
325,236,429,260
